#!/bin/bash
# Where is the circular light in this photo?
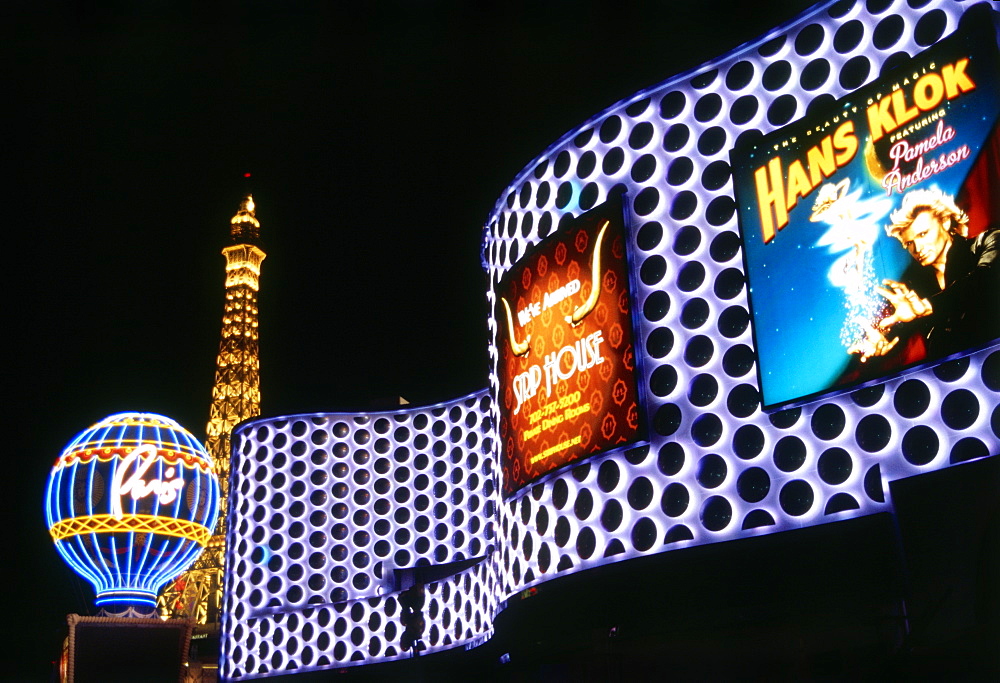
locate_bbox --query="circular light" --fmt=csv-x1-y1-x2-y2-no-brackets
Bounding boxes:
45,412,220,616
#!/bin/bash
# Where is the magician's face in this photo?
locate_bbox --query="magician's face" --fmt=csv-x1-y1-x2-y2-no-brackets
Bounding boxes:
897,211,952,267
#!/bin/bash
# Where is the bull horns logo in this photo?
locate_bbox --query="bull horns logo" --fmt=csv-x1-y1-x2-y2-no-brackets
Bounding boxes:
502,297,531,357
566,220,609,327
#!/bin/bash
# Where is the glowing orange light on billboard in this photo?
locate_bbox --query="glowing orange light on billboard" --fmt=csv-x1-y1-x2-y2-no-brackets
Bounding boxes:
496,196,645,497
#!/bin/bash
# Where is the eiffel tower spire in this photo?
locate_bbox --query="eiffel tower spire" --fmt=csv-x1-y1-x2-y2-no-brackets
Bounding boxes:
159,195,265,636
208,194,264,521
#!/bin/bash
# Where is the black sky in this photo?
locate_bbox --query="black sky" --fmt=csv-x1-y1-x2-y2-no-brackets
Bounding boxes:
4,1,817,678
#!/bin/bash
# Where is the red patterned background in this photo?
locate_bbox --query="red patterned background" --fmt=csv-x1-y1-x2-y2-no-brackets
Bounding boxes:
497,199,645,497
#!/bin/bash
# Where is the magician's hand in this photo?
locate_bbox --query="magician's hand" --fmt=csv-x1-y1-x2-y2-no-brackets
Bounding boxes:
848,325,899,362
877,279,932,330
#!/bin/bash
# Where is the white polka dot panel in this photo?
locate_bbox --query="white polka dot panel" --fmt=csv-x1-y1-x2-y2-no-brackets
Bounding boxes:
222,393,502,676
221,1,999,678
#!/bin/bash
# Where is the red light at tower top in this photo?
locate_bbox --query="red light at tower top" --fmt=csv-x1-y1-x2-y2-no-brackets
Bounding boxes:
244,172,252,178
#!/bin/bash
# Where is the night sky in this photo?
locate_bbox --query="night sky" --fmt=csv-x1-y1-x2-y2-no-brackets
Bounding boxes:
5,1,817,678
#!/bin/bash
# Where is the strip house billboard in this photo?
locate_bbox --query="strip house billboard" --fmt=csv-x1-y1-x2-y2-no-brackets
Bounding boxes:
733,17,1000,409
496,195,646,497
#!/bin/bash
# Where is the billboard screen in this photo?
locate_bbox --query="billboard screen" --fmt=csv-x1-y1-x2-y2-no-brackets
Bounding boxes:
496,196,645,497
733,19,1000,409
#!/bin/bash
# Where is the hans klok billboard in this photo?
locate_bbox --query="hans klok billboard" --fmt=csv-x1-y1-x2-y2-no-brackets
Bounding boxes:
732,16,1000,410
496,195,646,497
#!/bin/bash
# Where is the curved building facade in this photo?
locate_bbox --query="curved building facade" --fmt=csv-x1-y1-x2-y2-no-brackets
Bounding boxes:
221,1,1000,678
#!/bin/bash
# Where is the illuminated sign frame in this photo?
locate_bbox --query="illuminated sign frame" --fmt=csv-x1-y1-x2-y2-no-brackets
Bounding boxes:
732,16,1000,410
495,193,648,497
45,413,220,614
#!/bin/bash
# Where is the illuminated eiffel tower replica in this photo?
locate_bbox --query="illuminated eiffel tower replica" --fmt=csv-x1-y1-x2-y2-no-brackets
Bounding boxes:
159,195,265,650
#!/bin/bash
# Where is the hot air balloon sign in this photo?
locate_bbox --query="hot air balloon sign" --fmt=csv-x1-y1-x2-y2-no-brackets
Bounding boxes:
45,413,220,616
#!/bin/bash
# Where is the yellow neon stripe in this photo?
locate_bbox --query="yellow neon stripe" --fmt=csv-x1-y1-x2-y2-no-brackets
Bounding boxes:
49,514,212,546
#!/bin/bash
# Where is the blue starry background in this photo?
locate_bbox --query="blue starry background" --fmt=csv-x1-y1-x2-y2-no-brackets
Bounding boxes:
733,23,1000,408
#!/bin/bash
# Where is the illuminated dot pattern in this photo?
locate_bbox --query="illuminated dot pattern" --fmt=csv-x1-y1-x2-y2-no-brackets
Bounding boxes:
222,393,502,677
483,0,994,590
221,1,997,678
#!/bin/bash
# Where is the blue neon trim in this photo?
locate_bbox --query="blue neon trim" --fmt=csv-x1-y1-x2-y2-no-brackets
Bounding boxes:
65,460,78,519
57,542,99,589
108,534,124,593
86,458,97,517
46,412,219,610
132,521,155,586
44,466,58,528
125,527,136,597
68,534,107,592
